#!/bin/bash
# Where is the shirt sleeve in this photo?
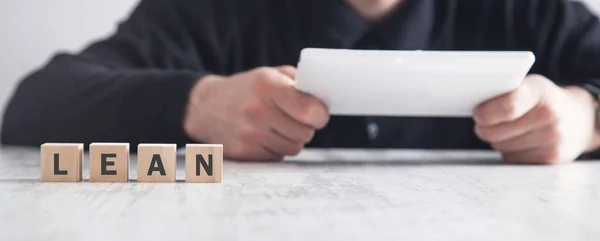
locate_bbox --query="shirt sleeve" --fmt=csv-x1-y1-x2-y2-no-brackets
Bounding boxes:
1,0,213,147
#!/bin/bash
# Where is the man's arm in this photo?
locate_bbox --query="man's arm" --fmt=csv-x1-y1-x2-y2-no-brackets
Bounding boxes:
1,0,217,147
471,0,600,164
523,0,600,155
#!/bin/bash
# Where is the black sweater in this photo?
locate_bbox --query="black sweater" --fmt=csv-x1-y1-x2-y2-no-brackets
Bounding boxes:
3,0,600,150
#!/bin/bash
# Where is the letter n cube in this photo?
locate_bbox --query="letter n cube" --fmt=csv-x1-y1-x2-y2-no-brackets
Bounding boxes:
185,144,223,183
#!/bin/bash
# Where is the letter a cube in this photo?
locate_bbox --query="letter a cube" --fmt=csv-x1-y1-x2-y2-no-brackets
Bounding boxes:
137,144,176,183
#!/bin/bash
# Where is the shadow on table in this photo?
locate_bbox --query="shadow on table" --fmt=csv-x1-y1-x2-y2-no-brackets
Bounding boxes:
280,149,507,166
284,159,506,167
284,158,600,166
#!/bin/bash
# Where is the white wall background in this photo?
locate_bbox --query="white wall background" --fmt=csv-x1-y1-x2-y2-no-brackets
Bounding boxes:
587,0,600,12
0,0,599,119
0,0,140,116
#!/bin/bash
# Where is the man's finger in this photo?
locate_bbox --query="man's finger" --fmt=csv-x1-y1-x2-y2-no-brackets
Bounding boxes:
474,76,545,126
474,104,556,143
230,143,283,162
271,86,330,129
259,146,286,162
260,129,304,156
276,65,297,80
264,71,329,129
501,145,564,164
267,109,316,144
491,125,559,152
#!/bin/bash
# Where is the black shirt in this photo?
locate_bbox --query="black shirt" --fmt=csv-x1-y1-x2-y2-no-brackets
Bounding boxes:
3,0,600,150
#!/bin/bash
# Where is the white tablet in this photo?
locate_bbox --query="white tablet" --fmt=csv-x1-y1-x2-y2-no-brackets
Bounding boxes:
294,48,536,117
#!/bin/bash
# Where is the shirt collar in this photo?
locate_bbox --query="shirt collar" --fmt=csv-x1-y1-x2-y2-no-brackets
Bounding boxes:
299,0,369,49
371,0,435,50
300,0,435,50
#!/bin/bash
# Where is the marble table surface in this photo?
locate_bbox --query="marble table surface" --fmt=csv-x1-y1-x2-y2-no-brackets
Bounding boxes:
0,146,598,241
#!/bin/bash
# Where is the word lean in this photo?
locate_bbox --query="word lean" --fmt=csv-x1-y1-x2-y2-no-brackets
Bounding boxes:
40,143,223,183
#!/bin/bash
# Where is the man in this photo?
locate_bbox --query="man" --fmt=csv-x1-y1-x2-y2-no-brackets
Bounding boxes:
3,0,600,164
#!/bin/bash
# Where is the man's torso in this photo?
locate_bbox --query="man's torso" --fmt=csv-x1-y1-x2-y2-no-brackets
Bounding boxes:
170,0,576,149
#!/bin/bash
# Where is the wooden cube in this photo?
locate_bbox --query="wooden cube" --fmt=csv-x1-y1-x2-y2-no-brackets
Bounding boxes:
137,144,176,182
185,144,223,183
40,143,83,182
89,143,130,182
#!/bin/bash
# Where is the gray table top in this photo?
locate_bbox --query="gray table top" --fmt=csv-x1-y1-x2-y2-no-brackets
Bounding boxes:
0,146,599,241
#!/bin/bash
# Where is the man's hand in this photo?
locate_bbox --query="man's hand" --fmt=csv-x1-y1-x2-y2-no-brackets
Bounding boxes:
183,66,329,161
474,74,600,164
